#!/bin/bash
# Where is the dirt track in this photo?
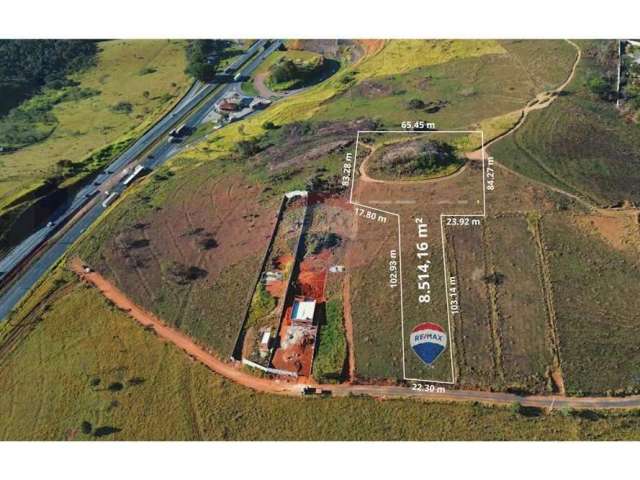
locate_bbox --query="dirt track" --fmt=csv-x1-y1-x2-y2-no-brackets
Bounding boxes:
71,258,640,410
71,258,300,397
468,40,599,210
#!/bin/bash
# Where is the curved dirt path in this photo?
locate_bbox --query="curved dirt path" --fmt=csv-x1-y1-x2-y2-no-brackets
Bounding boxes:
468,40,598,209
71,258,640,410
481,40,582,153
71,259,300,397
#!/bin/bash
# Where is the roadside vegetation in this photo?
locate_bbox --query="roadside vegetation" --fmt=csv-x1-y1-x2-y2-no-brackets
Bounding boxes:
266,51,338,92
0,40,98,116
0,40,190,256
184,40,230,81
313,298,347,383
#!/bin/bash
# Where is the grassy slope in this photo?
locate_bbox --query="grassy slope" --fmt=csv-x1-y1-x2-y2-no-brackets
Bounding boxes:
3,278,640,440
490,40,640,206
0,40,190,213
314,40,576,130
187,40,537,159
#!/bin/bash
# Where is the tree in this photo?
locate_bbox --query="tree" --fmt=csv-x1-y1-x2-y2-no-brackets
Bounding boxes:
509,402,523,415
408,98,425,110
235,138,262,157
186,62,217,82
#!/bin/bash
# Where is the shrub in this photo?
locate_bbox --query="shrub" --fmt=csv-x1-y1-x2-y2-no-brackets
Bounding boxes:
80,420,92,435
235,138,262,157
107,382,124,392
408,98,426,109
111,101,133,114
586,74,614,101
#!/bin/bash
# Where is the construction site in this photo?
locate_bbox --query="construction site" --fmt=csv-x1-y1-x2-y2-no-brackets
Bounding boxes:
232,190,350,382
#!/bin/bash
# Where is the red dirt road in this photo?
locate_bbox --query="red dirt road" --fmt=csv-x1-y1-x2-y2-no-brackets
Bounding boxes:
70,258,640,410
71,258,299,397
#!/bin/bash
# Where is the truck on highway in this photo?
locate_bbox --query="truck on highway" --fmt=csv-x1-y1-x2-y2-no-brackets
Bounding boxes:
122,164,146,186
175,124,190,136
101,191,120,208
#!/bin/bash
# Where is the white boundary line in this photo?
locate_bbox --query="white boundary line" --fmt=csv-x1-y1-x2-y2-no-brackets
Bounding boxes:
348,129,486,385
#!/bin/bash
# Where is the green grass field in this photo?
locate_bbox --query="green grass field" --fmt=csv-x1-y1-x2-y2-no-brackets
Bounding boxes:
350,220,403,381
0,39,190,220
490,40,640,206
315,40,576,130
543,213,640,395
313,297,347,383
3,274,640,440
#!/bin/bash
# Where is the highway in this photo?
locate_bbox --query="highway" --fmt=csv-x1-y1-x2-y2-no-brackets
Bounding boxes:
0,39,282,321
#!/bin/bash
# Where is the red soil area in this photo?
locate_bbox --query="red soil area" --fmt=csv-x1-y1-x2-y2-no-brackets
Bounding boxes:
271,250,330,377
264,254,294,298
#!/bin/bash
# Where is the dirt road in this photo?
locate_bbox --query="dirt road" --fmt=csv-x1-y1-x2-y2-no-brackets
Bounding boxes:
71,258,640,410
71,258,300,397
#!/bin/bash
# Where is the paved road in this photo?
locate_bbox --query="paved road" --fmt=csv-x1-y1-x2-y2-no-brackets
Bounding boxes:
0,39,282,321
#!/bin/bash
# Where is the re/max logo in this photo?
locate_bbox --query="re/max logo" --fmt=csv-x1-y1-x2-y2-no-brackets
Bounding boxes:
414,332,443,342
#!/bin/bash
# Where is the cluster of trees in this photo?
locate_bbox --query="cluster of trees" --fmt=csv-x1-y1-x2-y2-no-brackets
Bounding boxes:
184,40,229,82
0,40,98,113
268,55,325,88
415,141,461,172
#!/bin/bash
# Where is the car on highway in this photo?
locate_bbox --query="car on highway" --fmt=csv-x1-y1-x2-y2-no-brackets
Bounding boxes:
46,221,55,228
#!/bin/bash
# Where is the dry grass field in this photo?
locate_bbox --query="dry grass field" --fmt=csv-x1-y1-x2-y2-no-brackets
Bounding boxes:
2,268,640,440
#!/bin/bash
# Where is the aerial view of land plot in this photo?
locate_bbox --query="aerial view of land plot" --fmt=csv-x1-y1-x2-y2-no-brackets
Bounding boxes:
4,36,640,444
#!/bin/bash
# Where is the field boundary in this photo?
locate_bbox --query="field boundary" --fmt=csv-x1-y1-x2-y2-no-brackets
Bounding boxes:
230,195,288,360
349,130,487,385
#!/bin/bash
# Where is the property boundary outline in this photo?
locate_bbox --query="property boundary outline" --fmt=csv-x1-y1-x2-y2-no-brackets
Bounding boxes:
348,129,486,385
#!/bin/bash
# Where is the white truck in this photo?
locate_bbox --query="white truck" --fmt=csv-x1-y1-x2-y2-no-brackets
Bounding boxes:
101,191,119,208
